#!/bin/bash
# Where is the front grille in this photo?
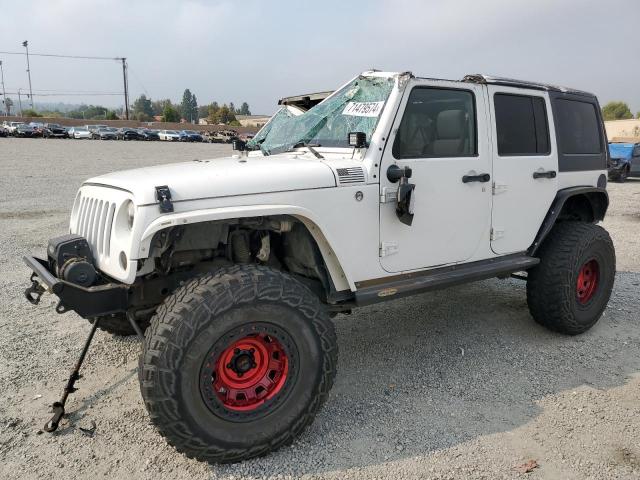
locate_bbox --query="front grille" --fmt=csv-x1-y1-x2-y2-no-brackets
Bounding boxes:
336,167,366,184
73,196,116,258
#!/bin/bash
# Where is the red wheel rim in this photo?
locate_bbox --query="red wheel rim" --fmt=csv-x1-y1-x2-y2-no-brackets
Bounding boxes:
212,333,289,411
576,259,599,304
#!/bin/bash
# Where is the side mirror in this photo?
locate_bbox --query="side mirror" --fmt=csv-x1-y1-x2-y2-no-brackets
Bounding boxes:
396,178,415,226
387,164,415,226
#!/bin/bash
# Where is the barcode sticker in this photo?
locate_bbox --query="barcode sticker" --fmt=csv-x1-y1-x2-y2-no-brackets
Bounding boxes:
342,101,384,117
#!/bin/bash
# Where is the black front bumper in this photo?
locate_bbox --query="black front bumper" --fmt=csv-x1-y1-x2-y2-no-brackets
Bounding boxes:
23,256,129,318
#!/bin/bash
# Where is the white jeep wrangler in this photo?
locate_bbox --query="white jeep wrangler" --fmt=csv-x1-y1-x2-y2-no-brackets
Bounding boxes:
24,70,614,463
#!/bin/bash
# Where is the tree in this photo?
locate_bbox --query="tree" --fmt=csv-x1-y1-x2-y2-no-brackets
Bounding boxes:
601,101,633,121
181,89,198,123
133,94,154,121
207,102,221,124
2,97,13,115
229,102,236,114
161,104,181,122
106,110,118,120
197,104,209,119
22,108,42,117
152,99,172,117
238,102,251,115
637,112,640,119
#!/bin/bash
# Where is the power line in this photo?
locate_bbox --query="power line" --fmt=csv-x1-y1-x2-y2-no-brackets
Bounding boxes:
0,50,123,61
4,91,122,97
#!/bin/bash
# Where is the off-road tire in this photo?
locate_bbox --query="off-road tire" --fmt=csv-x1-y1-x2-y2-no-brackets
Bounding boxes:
616,167,628,183
139,265,338,463
91,314,151,336
527,222,615,335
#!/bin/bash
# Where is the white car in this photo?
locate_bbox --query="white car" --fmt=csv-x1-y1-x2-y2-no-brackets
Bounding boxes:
158,130,181,141
25,70,614,464
69,126,92,139
3,121,24,134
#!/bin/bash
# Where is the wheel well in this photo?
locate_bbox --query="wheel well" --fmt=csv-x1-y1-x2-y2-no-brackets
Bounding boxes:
529,188,609,256
140,215,344,305
558,192,608,223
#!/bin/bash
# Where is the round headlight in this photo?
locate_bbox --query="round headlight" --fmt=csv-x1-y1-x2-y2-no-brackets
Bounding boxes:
126,200,135,229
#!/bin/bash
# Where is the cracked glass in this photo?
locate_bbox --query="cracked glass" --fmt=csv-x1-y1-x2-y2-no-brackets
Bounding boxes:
248,76,395,155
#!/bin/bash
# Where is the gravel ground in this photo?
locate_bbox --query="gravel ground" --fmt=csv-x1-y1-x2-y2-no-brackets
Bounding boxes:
0,137,639,480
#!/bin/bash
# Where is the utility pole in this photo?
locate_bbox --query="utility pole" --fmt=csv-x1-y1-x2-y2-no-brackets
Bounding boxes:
121,58,129,120
0,61,7,116
17,88,23,116
22,41,34,109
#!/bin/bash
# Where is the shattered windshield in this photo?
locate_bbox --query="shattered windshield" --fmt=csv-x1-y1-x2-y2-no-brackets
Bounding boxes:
248,75,395,155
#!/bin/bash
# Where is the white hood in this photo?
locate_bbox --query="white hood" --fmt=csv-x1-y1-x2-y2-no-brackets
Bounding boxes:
84,154,337,205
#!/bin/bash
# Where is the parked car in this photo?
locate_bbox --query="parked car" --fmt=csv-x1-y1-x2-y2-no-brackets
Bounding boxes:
24,71,614,464
14,124,39,138
28,122,47,136
68,126,92,139
139,129,160,141
179,130,204,142
118,128,145,141
0,126,7,137
3,121,24,134
158,129,181,141
206,129,237,143
608,141,640,182
43,123,68,138
86,125,109,135
93,127,118,140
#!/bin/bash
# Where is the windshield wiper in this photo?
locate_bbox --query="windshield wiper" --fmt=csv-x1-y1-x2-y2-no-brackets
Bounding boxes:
291,142,323,159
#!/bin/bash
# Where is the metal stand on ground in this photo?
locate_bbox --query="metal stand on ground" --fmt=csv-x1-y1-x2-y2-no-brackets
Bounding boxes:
43,318,100,433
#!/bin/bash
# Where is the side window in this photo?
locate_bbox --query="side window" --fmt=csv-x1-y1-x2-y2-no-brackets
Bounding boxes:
633,145,640,157
494,93,550,156
554,99,601,154
393,87,476,159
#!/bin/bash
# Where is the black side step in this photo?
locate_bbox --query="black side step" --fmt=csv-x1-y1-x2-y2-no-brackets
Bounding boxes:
355,254,539,306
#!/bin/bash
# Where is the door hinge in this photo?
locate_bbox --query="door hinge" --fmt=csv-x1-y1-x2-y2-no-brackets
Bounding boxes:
380,187,398,203
490,228,505,241
379,241,399,257
492,182,508,195
155,185,174,213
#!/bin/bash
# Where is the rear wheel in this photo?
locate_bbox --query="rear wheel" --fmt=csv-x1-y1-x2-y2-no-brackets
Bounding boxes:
527,222,615,335
616,167,629,183
140,265,337,463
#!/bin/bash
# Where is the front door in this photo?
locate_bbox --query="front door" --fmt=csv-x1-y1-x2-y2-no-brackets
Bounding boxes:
379,81,492,273
487,86,558,254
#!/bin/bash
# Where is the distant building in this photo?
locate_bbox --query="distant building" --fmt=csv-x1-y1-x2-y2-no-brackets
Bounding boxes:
236,114,270,129
605,119,640,140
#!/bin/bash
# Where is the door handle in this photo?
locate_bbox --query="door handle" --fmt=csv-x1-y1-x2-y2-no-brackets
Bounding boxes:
462,173,491,183
533,170,557,179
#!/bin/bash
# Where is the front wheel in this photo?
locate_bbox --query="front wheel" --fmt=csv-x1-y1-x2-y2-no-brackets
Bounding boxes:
140,265,338,463
527,222,615,335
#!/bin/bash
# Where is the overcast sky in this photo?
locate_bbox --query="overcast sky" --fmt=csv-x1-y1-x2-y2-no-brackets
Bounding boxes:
1,0,638,115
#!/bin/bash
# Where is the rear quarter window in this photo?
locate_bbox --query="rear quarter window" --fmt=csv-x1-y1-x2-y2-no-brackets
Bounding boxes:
554,99,602,155
550,93,606,172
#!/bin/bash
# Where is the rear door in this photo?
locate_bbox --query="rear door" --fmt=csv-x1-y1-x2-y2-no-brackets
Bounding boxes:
487,87,558,254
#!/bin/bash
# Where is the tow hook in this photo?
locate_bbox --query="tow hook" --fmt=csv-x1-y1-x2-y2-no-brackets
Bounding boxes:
43,318,101,433
24,273,45,305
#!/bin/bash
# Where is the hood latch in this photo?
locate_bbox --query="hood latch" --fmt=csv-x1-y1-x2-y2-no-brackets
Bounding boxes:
155,185,174,213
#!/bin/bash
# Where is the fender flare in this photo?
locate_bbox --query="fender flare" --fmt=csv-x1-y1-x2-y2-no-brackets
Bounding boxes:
137,204,353,291
528,186,609,256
